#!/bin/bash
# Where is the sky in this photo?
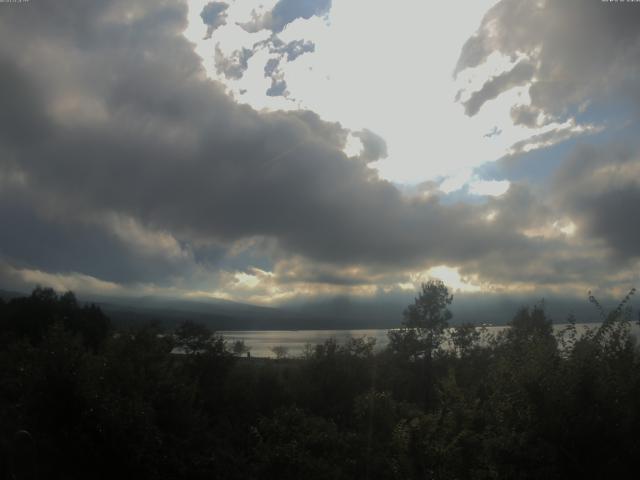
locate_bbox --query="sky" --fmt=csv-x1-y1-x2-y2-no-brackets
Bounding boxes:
1,0,640,316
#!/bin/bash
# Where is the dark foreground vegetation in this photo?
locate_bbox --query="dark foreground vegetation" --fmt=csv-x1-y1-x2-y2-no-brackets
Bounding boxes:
1,282,639,479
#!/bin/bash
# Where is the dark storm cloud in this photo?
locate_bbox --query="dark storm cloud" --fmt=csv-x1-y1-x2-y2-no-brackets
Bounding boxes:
0,58,50,147
458,140,640,290
456,3,640,272
456,0,640,122
201,1,229,39
0,0,546,290
240,0,332,34
486,183,552,232
0,193,192,285
554,143,640,259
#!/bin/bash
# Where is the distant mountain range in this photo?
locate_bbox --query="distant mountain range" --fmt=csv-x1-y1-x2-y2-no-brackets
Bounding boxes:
0,289,399,330
2,287,618,330
0,289,25,301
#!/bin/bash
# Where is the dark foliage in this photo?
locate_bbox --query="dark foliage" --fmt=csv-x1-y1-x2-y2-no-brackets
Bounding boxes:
0,287,110,350
1,285,639,479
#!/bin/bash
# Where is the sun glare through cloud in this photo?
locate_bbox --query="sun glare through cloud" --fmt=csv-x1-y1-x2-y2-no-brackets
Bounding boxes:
183,0,601,190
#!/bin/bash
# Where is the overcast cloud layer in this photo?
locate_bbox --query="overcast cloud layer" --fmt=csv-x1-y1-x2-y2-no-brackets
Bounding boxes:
0,0,639,307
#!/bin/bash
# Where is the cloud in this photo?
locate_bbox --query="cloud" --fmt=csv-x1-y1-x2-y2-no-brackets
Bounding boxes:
1,0,637,303
0,0,538,289
258,36,315,97
0,261,123,296
554,143,640,259
213,35,315,98
274,38,316,62
459,139,640,293
510,104,542,128
201,1,229,39
264,57,280,77
266,77,287,97
462,60,535,116
508,121,601,155
239,0,332,34
456,0,640,122
486,183,553,233
0,188,199,285
202,2,322,98
0,58,50,147
214,44,254,79
352,129,388,163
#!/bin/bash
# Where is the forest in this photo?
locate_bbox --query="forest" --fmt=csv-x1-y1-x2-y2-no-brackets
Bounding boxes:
0,281,639,479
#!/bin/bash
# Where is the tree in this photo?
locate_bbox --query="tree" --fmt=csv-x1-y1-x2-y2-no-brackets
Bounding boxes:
450,322,481,358
387,280,453,410
388,280,453,360
271,345,289,360
232,339,250,357
504,304,555,351
174,320,216,355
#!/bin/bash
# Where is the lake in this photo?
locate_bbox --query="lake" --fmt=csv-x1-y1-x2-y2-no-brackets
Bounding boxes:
222,322,640,358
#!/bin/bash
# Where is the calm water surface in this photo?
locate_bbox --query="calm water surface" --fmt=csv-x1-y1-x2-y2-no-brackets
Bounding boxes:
223,323,640,358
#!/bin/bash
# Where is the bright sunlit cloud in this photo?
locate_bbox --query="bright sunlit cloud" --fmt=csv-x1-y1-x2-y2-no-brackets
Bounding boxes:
184,0,599,189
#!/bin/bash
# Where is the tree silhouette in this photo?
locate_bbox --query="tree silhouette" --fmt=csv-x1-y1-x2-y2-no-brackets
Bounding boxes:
388,279,453,360
271,345,289,360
